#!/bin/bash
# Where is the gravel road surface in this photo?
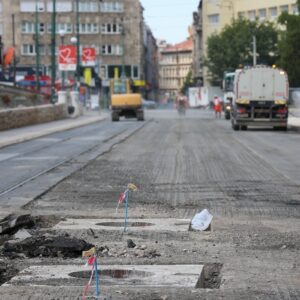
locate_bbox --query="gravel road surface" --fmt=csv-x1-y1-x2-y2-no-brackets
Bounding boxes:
0,109,299,300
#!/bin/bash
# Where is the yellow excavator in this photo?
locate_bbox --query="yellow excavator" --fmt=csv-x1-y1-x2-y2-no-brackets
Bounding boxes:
110,77,144,122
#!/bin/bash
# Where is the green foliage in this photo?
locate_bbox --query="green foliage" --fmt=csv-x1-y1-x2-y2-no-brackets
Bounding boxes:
205,18,279,83
180,70,194,94
277,0,300,87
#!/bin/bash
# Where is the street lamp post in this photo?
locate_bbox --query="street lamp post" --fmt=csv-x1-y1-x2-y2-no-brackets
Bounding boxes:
50,0,57,103
35,0,40,91
121,25,126,78
75,0,80,90
12,14,17,87
59,29,66,90
70,36,78,90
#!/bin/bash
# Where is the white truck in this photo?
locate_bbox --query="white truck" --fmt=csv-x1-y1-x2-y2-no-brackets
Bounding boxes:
231,66,289,131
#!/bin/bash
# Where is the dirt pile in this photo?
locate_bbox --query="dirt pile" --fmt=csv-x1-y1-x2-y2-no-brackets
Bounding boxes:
3,234,94,258
0,260,18,285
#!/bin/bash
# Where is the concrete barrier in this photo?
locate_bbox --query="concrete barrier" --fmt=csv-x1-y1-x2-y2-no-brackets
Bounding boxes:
69,91,83,118
0,104,68,131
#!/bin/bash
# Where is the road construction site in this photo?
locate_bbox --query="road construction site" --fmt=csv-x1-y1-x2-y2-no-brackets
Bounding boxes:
0,109,299,299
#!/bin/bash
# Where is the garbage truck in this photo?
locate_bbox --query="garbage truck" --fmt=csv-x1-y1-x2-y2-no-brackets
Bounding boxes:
231,66,289,130
110,78,144,122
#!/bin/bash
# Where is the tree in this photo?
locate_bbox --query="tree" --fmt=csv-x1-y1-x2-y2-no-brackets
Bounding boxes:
277,0,300,87
205,18,279,84
180,70,194,94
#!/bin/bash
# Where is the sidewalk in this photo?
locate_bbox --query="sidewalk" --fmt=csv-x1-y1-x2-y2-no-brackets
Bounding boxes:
0,110,109,149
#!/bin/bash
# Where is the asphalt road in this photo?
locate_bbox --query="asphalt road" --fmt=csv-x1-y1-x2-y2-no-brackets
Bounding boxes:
0,120,145,211
0,109,299,299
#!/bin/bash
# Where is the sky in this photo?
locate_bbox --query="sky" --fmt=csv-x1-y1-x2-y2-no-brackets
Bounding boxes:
140,0,200,45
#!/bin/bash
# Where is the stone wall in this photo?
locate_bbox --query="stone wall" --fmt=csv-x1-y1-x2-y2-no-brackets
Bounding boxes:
0,104,67,131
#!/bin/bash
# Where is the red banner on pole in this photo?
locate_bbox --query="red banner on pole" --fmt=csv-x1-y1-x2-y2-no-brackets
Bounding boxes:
59,45,77,71
82,48,96,66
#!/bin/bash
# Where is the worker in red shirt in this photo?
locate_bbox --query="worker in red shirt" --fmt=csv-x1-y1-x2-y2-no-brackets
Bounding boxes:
213,95,222,119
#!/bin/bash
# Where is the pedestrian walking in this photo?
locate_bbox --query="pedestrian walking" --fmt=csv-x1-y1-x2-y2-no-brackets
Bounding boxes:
213,95,222,119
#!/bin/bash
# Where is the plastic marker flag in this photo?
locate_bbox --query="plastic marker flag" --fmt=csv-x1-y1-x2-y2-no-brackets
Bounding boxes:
82,247,100,300
115,183,138,232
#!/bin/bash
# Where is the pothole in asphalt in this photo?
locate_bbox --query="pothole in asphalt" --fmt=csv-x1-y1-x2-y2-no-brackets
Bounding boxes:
54,218,191,232
197,263,223,289
96,222,154,227
4,265,206,288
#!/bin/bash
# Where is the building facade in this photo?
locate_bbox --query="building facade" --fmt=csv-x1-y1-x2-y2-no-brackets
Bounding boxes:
159,38,193,99
191,1,203,86
195,0,299,85
143,24,159,100
0,0,152,89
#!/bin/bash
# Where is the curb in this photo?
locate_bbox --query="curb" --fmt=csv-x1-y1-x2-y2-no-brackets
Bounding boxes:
0,115,107,149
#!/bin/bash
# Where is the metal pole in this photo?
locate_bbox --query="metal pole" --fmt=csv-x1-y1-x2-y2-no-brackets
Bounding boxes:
51,0,56,103
121,25,125,78
35,1,40,91
76,0,80,90
12,14,16,87
61,35,65,90
253,35,257,66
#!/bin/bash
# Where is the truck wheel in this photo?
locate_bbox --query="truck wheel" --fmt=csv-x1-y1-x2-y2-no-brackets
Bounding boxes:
111,112,119,122
241,125,247,131
137,111,144,121
231,120,240,131
274,126,287,131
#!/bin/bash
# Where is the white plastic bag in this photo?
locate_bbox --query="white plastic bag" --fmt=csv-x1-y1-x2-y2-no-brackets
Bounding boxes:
191,209,213,231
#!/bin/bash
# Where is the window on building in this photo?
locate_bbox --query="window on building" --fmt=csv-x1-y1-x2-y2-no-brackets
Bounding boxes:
292,4,299,15
259,9,266,20
248,10,256,21
21,21,45,34
39,23,45,33
48,23,72,34
101,44,123,56
133,66,139,78
269,7,277,18
208,14,219,25
20,0,45,12
79,23,99,34
22,21,35,33
101,23,123,34
22,44,45,55
100,2,124,13
47,0,72,12
107,65,131,78
238,12,245,18
280,5,289,13
79,1,98,12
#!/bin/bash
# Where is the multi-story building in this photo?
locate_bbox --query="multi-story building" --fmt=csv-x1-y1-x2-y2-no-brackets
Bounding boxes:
194,0,299,85
191,1,203,86
143,24,159,100
0,0,153,91
159,38,193,99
